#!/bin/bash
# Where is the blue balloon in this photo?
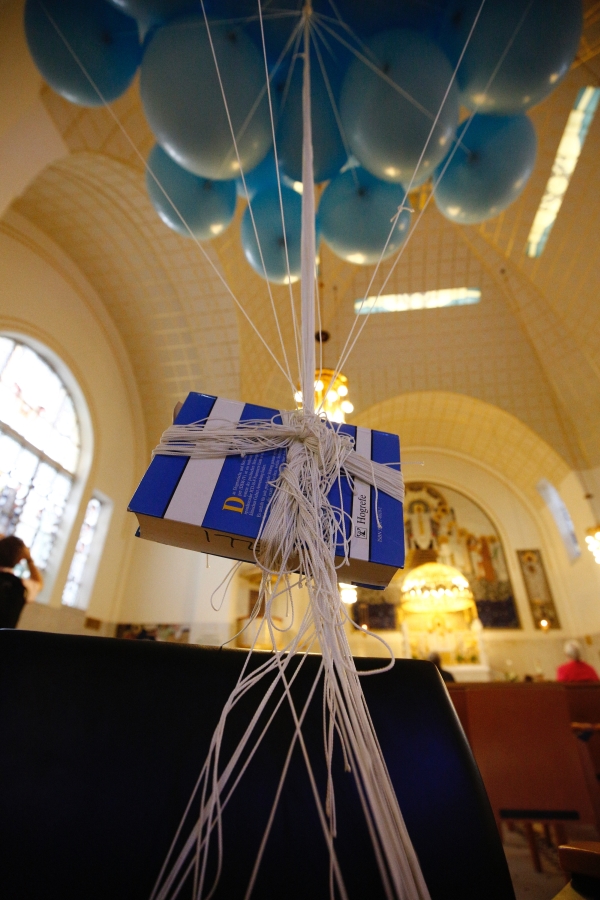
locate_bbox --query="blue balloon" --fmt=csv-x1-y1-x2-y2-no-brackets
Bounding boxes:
141,17,272,179
318,168,411,265
107,1,196,27
146,145,236,239
235,149,281,200
340,29,459,185
276,60,347,184
24,0,141,107
339,0,446,39
439,0,582,114
240,185,303,284
434,114,537,224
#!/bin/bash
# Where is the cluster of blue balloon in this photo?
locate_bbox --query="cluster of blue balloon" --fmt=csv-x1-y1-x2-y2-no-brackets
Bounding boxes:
25,0,582,284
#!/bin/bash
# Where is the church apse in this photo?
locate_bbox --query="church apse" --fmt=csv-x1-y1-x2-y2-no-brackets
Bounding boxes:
404,483,521,629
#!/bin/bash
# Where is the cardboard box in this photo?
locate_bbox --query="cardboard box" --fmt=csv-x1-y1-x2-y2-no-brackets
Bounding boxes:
128,392,404,588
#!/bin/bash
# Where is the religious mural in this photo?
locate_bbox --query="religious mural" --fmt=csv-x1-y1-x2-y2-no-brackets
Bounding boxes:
517,549,560,630
404,483,521,629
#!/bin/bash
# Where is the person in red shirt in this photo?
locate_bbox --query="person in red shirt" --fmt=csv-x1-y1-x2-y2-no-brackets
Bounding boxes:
556,640,600,682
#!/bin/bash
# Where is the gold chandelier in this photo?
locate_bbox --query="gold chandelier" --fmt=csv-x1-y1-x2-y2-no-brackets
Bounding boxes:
294,367,354,423
400,562,476,614
586,525,600,564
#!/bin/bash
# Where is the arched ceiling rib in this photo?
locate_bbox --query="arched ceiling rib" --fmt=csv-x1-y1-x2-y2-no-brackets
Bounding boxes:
355,391,570,510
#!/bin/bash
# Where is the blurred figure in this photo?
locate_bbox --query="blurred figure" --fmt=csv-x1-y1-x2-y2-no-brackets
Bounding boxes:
557,640,599,682
0,536,43,628
428,651,456,683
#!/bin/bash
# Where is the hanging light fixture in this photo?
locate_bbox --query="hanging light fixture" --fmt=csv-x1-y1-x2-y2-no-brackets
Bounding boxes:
399,562,476,614
339,583,357,605
294,368,353,423
586,525,600,564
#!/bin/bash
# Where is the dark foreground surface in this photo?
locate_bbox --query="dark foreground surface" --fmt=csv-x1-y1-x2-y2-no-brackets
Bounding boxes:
0,630,514,899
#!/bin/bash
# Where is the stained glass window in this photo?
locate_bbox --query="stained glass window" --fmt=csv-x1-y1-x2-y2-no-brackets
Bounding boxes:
354,288,481,314
0,337,80,572
62,497,102,609
527,87,600,258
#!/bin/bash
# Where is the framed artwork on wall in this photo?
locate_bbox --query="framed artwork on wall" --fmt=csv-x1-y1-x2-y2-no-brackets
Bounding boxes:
516,549,561,630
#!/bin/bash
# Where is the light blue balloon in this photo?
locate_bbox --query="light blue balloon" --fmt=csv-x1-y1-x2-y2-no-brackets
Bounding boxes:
276,61,348,184
235,150,281,200
439,0,582,114
434,114,537,225
240,185,303,284
340,29,459,185
24,0,141,107
107,0,196,28
340,0,445,39
141,17,272,180
318,168,411,265
146,145,236,239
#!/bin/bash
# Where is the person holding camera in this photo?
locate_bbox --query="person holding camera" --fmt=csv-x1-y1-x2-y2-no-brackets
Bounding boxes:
0,535,43,628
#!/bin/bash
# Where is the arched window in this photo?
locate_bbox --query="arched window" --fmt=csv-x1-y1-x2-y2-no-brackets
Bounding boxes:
0,336,80,570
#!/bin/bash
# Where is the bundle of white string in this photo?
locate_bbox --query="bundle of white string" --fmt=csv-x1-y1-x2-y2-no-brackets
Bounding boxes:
150,410,430,900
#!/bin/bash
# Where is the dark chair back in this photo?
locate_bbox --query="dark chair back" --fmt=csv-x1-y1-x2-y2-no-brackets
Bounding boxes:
0,630,514,900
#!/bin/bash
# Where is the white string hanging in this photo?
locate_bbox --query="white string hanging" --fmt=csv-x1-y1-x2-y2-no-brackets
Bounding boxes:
150,7,430,900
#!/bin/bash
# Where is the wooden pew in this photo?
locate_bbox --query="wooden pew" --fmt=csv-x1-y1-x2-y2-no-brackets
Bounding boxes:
564,682,600,778
447,683,600,870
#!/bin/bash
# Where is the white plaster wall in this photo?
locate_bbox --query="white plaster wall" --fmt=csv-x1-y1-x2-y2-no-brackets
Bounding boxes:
120,539,238,645
0,1,42,141
0,98,67,216
0,1,68,217
546,468,600,636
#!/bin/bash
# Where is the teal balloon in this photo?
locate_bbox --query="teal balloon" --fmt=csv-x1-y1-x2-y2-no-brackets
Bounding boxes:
439,0,582,114
240,185,302,284
434,114,537,224
146,145,236,239
235,150,280,200
107,0,196,27
141,17,272,180
340,29,459,185
340,0,446,39
276,61,347,184
24,0,141,107
318,168,411,265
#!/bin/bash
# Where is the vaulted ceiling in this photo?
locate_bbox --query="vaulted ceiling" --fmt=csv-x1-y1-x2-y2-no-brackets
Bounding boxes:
10,6,600,483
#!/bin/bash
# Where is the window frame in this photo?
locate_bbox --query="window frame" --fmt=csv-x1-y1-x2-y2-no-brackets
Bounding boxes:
61,490,113,611
0,331,94,604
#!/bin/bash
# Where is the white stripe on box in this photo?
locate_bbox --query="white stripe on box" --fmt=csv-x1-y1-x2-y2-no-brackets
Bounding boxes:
350,426,371,562
165,397,245,527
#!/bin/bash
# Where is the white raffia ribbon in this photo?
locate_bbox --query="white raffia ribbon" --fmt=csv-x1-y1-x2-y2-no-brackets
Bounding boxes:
151,409,430,900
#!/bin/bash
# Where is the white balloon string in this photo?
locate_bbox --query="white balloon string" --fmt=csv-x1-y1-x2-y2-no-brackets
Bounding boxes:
151,392,429,900
332,0,533,382
36,1,298,396
318,0,488,397
199,1,296,392
310,21,360,190
256,1,303,388
300,14,317,413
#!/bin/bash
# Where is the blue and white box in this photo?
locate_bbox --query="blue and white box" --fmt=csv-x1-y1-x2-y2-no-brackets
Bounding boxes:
128,392,405,588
